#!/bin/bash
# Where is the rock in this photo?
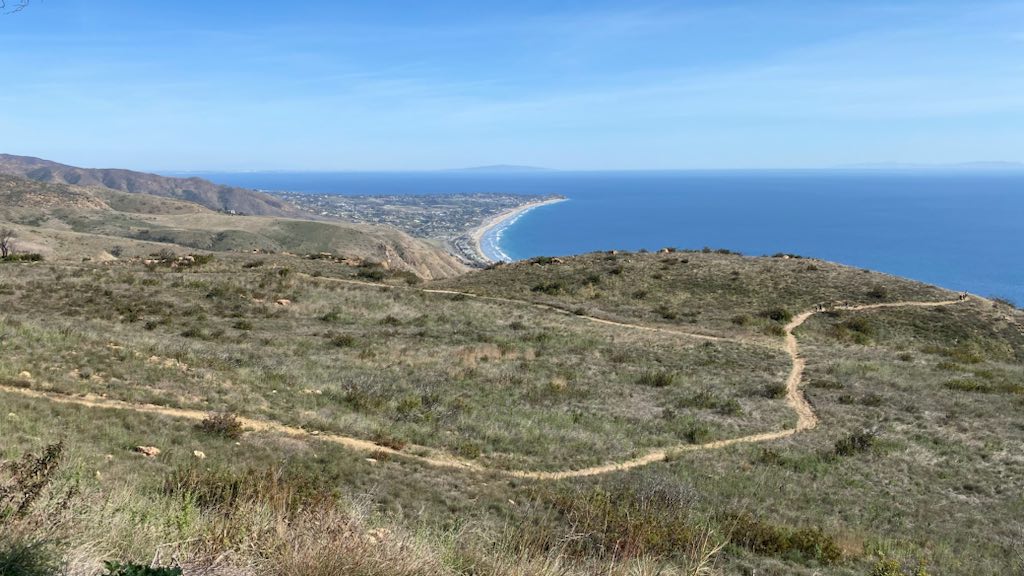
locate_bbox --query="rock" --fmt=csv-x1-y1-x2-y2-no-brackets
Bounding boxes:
17,371,32,380
134,446,161,458
365,458,378,464
275,299,291,306
193,450,207,460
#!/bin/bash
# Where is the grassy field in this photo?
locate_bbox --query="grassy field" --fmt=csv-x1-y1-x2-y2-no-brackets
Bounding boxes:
2,248,1023,575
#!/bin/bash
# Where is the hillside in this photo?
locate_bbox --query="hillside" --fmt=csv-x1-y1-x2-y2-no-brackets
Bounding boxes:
1,247,1021,575
0,173,465,279
0,154,302,217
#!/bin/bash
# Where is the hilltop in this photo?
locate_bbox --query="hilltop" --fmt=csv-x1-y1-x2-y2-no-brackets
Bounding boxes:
1,224,1021,575
0,154,304,217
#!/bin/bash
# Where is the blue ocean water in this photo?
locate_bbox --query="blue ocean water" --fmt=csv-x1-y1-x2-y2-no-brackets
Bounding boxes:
194,170,1024,303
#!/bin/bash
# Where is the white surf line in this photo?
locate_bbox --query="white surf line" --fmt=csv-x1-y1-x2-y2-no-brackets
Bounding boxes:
471,198,567,263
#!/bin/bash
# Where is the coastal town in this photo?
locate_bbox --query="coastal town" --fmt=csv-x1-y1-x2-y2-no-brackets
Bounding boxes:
270,190,566,265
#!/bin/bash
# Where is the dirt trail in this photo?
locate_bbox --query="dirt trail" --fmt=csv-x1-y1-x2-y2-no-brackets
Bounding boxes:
318,276,731,343
0,285,964,480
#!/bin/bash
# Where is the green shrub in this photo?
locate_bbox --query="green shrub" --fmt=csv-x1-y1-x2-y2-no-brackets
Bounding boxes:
727,511,843,565
761,383,787,399
0,253,44,263
834,428,877,456
455,439,482,459
1,442,65,521
759,308,793,323
531,281,566,295
869,556,931,576
637,370,675,388
660,306,687,321
319,310,342,323
866,285,890,300
198,412,244,440
101,561,182,576
731,314,751,326
356,268,385,282
328,333,356,348
540,476,717,560
0,539,63,576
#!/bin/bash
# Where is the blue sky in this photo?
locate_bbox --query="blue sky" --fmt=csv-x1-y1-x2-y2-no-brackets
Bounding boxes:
1,1,1022,170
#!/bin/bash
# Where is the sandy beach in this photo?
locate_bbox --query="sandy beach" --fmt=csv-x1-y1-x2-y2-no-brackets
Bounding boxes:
469,197,566,263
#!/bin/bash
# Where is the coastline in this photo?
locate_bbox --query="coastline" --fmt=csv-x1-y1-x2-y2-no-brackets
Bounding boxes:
469,197,566,264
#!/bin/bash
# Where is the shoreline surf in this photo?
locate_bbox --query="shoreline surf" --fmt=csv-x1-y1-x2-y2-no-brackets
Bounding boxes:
471,197,567,263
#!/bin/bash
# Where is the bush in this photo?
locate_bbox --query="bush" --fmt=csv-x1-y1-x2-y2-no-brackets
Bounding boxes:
101,561,183,576
531,281,566,295
866,285,890,300
760,307,793,323
637,370,675,388
198,412,244,439
761,383,787,399
319,310,342,323
727,511,843,565
540,476,717,560
328,333,356,348
869,556,931,576
833,428,877,456
0,539,63,576
0,253,44,263
1,442,65,521
356,268,385,282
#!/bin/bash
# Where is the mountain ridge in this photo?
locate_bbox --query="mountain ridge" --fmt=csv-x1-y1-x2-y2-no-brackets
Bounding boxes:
0,153,305,217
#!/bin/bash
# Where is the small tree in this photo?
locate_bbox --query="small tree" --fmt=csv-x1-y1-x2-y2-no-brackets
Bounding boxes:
0,228,13,258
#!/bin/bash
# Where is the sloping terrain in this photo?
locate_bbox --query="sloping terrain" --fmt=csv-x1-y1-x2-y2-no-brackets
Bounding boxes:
0,153,301,217
1,249,1021,575
0,173,466,279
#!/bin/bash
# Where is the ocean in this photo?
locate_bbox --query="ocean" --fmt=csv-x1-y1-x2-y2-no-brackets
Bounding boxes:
193,170,1024,303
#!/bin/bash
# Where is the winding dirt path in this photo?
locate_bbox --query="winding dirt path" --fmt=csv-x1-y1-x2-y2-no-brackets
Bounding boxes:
0,284,964,480
318,275,731,343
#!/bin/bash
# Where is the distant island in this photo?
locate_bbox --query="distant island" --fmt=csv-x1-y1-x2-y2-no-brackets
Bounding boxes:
447,164,553,173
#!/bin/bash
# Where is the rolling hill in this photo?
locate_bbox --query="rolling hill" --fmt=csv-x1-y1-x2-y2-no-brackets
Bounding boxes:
0,153,303,217
0,172,466,279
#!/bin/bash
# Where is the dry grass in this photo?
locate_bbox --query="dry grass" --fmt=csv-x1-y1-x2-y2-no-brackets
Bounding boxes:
0,249,1022,575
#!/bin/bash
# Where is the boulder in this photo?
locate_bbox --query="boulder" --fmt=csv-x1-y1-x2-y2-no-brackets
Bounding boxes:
134,446,161,458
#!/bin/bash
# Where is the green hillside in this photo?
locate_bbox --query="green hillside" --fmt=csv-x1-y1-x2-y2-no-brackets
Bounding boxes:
1,246,1021,575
